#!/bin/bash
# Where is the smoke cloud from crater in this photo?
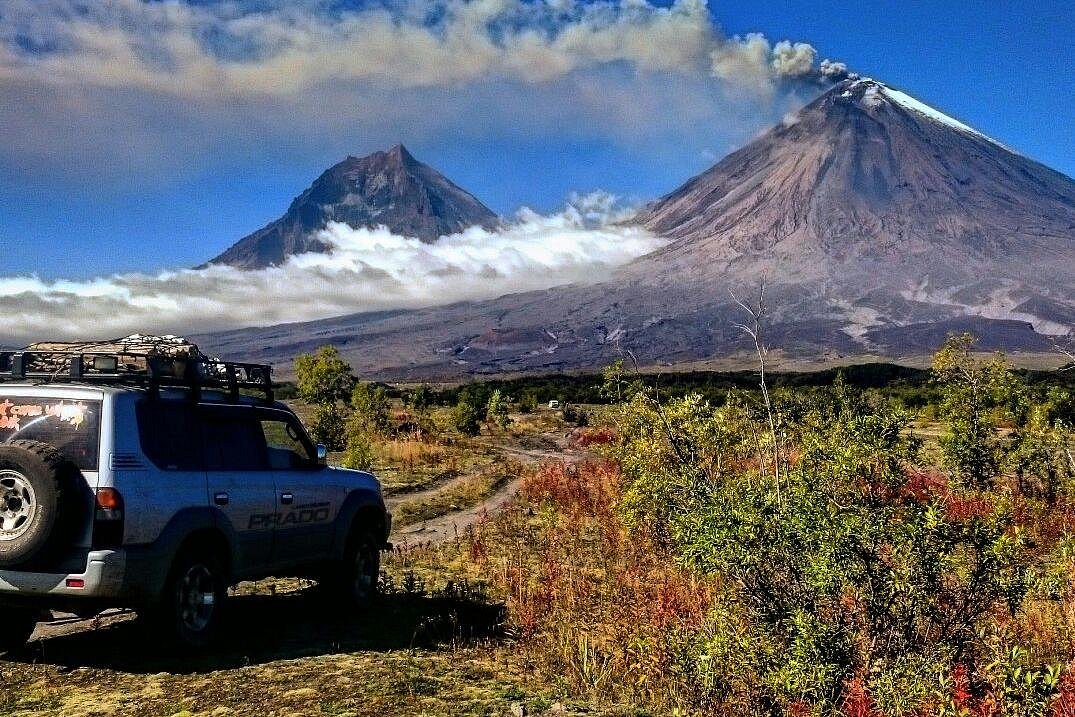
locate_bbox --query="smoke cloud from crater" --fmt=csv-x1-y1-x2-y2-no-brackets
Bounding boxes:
0,0,852,188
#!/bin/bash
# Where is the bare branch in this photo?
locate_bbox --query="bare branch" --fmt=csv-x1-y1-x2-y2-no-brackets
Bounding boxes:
1052,335,1075,370
730,283,780,485
623,349,689,467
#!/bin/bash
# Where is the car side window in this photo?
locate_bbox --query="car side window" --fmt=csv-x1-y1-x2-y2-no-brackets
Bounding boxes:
202,411,268,471
136,400,204,471
260,416,315,470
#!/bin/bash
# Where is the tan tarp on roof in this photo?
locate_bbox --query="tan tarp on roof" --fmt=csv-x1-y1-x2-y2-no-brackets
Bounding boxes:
23,334,205,359
18,335,207,374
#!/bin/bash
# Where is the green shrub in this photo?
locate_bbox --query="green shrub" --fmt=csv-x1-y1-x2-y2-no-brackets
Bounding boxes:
310,403,346,451
451,396,483,436
609,369,1041,714
342,420,376,471
931,333,1017,489
485,389,511,429
351,381,390,435
1007,409,1074,502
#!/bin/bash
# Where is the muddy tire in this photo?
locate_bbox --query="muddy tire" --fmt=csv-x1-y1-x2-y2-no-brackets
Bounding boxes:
0,607,38,654
0,440,81,568
149,547,228,650
321,525,381,607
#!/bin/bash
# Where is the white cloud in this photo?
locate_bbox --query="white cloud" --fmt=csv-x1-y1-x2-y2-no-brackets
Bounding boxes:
0,193,667,345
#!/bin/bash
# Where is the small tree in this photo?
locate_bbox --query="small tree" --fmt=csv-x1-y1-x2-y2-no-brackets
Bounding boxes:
294,346,355,450
931,333,1015,490
405,385,434,412
294,346,354,406
310,404,346,451
451,395,483,436
351,382,390,435
485,389,511,430
562,402,588,426
1007,407,1074,502
517,392,538,414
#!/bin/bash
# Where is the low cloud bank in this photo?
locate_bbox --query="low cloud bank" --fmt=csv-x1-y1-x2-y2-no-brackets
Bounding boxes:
0,194,665,345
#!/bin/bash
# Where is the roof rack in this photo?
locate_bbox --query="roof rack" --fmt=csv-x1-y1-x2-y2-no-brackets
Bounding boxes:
0,348,274,404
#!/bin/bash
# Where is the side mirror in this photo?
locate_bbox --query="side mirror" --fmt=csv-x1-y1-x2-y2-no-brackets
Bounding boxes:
316,444,328,466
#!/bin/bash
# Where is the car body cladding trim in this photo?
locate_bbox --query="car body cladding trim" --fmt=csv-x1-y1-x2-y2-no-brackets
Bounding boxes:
120,507,237,600
332,488,390,560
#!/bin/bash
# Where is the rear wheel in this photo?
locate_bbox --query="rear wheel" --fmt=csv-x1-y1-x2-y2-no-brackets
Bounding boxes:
150,548,228,649
0,606,38,654
321,525,381,607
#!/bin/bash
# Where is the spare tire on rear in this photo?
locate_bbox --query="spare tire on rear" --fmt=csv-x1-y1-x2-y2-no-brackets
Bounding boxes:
0,440,81,568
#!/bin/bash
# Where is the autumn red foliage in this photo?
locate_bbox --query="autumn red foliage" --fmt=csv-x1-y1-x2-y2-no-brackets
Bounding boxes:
841,676,879,717
569,426,617,448
1051,667,1075,717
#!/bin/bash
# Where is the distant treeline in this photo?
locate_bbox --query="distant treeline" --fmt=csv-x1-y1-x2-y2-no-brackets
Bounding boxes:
274,362,1074,409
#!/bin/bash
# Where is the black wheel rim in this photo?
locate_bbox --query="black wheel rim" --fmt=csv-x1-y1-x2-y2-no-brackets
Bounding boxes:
353,544,377,600
177,564,216,633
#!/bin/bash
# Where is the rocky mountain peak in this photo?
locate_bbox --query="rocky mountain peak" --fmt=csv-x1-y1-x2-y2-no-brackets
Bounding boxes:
207,146,499,270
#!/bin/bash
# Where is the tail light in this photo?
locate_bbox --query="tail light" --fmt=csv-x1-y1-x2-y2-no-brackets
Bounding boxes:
93,488,124,549
95,488,124,520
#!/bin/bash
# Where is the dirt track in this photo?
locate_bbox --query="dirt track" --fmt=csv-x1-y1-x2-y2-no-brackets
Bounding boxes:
389,436,586,545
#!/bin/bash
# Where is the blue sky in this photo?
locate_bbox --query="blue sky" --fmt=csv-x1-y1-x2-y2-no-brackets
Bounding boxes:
1,0,1072,280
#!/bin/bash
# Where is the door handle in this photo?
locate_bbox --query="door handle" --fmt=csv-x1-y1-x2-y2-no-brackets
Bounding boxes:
280,492,294,505
214,492,229,506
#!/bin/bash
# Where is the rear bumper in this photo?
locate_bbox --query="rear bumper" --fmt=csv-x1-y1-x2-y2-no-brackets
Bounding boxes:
0,550,126,600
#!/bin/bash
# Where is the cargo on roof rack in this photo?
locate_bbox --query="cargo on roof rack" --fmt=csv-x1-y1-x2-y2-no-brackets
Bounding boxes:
0,335,273,404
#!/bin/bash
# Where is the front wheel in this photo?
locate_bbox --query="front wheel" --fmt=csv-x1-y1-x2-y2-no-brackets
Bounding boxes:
0,606,38,653
149,549,228,649
321,526,381,607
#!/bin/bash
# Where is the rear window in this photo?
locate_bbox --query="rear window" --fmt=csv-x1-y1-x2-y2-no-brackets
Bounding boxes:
202,411,268,472
136,400,204,471
0,396,102,471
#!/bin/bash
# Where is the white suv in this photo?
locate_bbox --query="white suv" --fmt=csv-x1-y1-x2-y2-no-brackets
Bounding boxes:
0,347,390,649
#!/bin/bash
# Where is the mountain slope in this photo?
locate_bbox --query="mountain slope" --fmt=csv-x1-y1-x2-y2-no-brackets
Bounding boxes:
198,80,1075,378
208,145,499,269
630,79,1075,293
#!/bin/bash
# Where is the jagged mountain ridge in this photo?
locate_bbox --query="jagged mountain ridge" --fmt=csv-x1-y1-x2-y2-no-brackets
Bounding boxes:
208,144,500,269
197,80,1075,378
